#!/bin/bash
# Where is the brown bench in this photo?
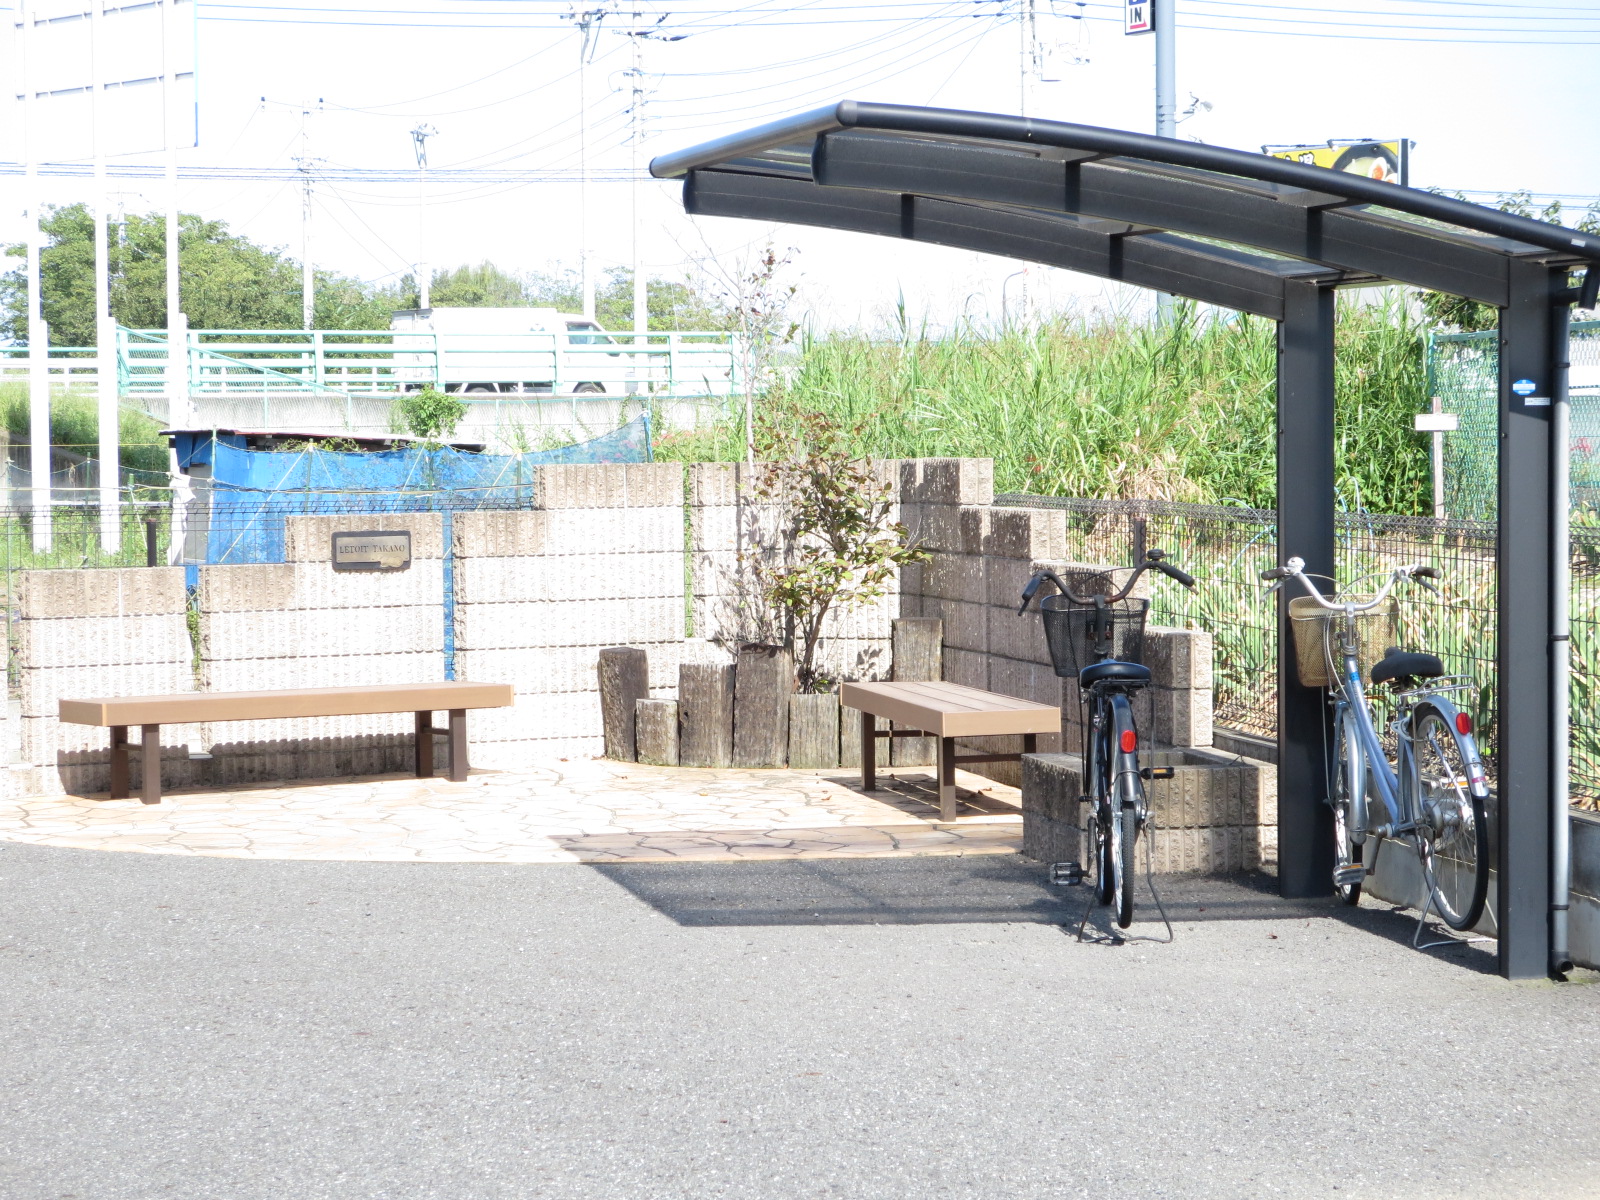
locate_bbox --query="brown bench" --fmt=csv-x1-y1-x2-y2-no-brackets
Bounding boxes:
840,681,1060,822
59,681,515,804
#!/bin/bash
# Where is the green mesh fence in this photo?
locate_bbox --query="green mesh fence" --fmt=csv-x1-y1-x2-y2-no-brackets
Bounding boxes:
1428,320,1600,521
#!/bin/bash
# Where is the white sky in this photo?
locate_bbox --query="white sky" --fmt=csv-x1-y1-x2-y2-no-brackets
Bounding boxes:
5,0,1600,333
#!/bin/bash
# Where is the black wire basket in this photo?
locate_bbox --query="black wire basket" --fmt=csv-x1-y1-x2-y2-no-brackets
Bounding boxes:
1038,593,1151,679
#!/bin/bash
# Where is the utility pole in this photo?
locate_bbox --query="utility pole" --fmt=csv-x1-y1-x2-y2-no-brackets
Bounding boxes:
1018,0,1034,117
294,100,322,330
91,0,120,551
20,0,52,551
628,12,647,345
162,0,188,433
566,5,607,322
1153,0,1175,322
411,123,437,310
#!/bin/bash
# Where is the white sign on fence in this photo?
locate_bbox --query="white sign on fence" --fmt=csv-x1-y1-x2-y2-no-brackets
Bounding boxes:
1415,412,1459,433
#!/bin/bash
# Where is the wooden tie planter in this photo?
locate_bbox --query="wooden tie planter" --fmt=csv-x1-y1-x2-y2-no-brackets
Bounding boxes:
596,618,948,771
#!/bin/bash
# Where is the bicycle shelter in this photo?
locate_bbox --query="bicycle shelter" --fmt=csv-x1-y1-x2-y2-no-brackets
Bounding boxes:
650,101,1600,980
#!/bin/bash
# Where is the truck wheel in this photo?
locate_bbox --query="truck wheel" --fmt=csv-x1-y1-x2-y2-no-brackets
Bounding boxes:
464,385,496,394
574,382,605,394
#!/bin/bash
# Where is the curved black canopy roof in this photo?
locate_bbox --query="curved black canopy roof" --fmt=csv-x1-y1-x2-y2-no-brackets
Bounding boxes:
651,101,1600,319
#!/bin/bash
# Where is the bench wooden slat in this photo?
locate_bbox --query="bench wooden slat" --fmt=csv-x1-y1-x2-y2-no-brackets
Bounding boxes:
59,682,514,728
841,681,1058,824
840,681,1058,738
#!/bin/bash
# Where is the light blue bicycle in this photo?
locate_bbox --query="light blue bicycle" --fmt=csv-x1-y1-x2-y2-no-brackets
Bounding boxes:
1263,557,1491,932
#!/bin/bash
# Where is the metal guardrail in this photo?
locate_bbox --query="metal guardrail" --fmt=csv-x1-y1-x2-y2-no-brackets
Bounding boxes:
3,328,742,402
116,327,740,400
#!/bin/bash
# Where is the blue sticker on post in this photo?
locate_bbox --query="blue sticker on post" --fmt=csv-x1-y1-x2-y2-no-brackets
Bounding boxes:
1512,378,1537,396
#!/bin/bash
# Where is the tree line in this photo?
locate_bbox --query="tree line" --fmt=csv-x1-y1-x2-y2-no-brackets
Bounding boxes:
1,203,736,344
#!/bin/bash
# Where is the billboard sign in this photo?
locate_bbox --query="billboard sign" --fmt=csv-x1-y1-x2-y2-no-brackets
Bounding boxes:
1126,0,1152,35
1263,140,1408,186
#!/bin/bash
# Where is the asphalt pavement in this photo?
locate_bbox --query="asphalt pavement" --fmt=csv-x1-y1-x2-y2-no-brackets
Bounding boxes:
1,841,1596,1199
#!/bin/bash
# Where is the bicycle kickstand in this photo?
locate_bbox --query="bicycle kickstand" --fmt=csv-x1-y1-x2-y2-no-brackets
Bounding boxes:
1412,887,1493,951
1142,819,1175,944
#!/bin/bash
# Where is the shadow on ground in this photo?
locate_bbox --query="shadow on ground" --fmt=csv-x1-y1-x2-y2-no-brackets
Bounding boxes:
589,855,1504,971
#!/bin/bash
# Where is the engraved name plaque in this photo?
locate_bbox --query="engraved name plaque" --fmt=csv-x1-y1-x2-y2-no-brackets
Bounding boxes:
331,530,412,572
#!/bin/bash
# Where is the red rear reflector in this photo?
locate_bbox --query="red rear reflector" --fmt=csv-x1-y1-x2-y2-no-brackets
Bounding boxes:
1120,730,1137,753
1455,712,1472,735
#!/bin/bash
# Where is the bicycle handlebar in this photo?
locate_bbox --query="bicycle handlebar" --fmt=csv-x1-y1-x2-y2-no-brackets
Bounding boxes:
1018,549,1195,615
1261,555,1440,609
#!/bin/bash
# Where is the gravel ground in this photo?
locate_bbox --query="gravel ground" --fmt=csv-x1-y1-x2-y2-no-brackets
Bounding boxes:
0,841,1596,1200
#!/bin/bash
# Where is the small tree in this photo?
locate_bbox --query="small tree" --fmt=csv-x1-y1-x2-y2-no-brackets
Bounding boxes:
750,410,926,692
393,386,466,445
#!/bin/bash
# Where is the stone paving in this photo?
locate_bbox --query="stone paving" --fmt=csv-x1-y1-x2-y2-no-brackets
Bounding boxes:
0,758,1023,863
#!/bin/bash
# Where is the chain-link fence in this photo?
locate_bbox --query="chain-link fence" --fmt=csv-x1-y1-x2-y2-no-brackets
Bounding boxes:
1429,320,1600,521
998,494,1600,809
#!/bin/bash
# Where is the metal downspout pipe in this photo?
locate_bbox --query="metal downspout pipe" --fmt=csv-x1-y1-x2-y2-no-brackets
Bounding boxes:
1551,299,1574,978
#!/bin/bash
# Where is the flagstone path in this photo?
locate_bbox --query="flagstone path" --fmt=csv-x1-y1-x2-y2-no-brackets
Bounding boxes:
0,758,1023,863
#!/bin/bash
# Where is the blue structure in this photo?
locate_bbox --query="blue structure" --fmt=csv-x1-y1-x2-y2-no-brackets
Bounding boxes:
171,415,652,565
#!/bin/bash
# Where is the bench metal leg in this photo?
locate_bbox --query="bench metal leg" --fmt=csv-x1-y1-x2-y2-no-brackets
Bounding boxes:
934,742,953,825
860,709,876,791
448,709,468,782
938,736,957,823
415,711,434,777
109,726,129,799
140,724,161,805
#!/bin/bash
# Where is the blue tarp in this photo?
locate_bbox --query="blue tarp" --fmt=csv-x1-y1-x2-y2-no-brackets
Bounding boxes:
201,414,652,564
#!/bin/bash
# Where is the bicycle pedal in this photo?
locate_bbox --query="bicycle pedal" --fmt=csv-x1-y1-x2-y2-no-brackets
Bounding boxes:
1333,865,1366,888
1049,861,1085,886
1141,766,1176,780
1075,795,1091,805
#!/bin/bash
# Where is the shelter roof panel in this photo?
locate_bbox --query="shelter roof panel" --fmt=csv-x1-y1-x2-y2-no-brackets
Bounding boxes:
687,168,1298,318
652,101,1600,313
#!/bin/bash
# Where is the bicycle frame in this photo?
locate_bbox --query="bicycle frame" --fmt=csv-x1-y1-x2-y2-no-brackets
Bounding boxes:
1082,690,1145,819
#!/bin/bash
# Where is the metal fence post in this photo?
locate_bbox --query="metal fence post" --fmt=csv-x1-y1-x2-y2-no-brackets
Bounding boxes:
1276,281,1337,899
1496,260,1561,979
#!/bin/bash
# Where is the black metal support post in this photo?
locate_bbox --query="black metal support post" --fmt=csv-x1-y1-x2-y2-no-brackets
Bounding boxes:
1276,281,1337,898
1496,260,1561,979
145,516,159,568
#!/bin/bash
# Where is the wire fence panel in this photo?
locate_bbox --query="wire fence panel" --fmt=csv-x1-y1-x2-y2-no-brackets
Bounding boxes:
1429,319,1600,520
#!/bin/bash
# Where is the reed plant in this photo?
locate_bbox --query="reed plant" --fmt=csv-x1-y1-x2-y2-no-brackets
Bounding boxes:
656,293,1431,514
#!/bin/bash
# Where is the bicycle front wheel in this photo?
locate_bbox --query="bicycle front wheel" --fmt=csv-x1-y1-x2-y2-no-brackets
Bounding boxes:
1113,802,1137,929
1330,712,1364,906
1412,705,1490,931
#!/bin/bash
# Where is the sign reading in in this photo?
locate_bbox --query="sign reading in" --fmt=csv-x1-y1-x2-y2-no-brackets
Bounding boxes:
1126,0,1152,34
331,531,412,572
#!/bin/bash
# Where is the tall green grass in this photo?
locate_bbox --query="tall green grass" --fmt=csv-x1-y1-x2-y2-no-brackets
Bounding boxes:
0,381,169,476
655,295,1430,514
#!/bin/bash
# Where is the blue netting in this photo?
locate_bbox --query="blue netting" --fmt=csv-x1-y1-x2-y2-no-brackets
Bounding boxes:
202,414,652,565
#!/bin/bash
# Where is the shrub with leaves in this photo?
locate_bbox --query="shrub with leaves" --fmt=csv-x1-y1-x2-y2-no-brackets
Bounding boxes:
393,386,467,444
750,410,926,692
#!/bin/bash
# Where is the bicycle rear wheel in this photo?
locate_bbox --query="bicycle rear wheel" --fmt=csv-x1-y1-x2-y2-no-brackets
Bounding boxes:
1412,705,1490,931
1091,702,1115,905
1330,712,1364,906
1113,802,1137,928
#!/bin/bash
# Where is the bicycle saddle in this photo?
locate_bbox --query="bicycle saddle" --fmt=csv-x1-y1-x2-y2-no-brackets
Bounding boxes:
1078,660,1152,687
1370,647,1445,684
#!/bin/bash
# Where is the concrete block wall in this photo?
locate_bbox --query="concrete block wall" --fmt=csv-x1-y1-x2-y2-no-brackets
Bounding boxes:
197,513,447,785
456,463,690,765
8,567,194,797
1022,746,1277,876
